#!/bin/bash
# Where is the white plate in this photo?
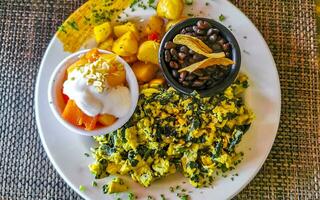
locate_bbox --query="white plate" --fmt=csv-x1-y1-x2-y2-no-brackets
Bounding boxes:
35,0,281,199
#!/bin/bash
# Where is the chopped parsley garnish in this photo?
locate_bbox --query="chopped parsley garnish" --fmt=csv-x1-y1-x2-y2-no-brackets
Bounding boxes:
205,2,210,6
219,14,226,22
92,181,97,187
128,192,136,200
67,21,79,31
169,186,174,192
84,153,90,157
160,194,166,200
58,25,67,34
79,185,86,191
180,194,189,200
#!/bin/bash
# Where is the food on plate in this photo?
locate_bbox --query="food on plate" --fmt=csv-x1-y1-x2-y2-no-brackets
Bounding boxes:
113,22,139,39
98,37,114,51
94,22,112,44
157,0,184,20
61,49,131,130
137,41,160,65
145,15,165,36
102,178,128,194
112,31,139,56
131,62,158,83
89,74,254,187
56,0,132,52
162,19,234,90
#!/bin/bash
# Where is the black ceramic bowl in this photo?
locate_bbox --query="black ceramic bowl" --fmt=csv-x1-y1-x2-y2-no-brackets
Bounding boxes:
159,17,241,97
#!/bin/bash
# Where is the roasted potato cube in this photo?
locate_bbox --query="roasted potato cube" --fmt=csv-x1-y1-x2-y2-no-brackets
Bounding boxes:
114,22,139,39
137,41,160,65
94,22,112,43
165,17,186,32
98,114,117,126
132,62,158,83
146,15,164,35
157,0,184,20
98,37,114,51
112,31,138,56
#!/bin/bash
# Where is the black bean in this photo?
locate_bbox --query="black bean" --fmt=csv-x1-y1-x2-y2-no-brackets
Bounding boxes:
181,28,187,34
185,26,193,32
178,52,187,60
188,57,196,63
164,50,171,62
164,41,176,49
169,61,179,69
193,54,205,61
218,39,226,45
212,44,222,52
225,52,231,58
197,20,210,30
192,25,199,32
185,73,196,81
198,76,210,80
209,34,218,42
192,80,205,87
179,71,187,81
193,70,204,77
172,69,179,78
222,43,230,51
170,48,178,57
196,29,205,35
189,49,195,54
207,28,215,36
180,46,189,54
182,81,190,86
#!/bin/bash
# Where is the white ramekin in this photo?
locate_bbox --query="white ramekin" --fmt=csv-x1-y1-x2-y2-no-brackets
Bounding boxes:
48,49,139,136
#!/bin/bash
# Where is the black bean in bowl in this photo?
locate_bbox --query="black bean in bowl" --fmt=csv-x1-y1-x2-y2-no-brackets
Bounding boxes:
159,18,241,97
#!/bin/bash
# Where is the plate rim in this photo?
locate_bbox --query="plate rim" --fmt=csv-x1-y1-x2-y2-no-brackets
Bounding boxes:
34,1,281,199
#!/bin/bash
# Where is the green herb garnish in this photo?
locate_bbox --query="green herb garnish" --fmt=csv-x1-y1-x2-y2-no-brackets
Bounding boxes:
79,185,86,191
219,14,226,22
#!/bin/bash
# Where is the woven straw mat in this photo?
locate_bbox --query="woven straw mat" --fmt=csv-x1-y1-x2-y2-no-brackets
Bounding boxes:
0,0,319,199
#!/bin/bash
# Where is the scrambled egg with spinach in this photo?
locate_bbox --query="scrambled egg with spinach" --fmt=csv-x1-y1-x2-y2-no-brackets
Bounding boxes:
89,74,254,188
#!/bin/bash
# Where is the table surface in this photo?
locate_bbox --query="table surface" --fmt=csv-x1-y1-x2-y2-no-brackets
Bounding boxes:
0,0,319,199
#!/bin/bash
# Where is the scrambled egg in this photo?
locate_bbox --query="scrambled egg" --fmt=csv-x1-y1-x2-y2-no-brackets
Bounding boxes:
90,74,254,187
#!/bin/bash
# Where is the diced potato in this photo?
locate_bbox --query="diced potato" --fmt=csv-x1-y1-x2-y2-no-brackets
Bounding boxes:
137,41,160,65
98,37,114,51
149,77,166,85
157,0,184,20
94,22,112,43
122,54,138,64
112,31,138,56
107,70,126,87
114,22,139,39
145,15,164,35
132,62,158,83
98,114,117,126
165,17,186,32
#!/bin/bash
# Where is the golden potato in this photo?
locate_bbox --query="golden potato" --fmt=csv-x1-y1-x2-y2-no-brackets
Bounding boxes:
98,37,114,51
149,78,166,86
112,31,138,56
137,41,160,65
114,22,139,39
157,0,184,20
146,15,164,35
94,22,112,43
122,54,138,64
132,62,158,83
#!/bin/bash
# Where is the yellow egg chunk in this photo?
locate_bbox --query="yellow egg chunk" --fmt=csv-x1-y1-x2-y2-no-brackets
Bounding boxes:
137,41,160,65
113,22,139,39
94,22,112,43
157,0,184,20
98,37,114,51
104,178,128,194
132,62,158,83
112,31,138,56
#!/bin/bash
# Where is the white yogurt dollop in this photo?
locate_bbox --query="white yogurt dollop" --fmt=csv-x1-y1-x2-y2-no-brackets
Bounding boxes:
63,67,131,118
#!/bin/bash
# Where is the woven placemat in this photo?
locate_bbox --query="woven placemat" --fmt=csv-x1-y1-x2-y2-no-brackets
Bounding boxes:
0,0,319,199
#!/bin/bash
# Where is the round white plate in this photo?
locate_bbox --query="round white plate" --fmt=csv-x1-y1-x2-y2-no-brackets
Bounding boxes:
35,0,281,199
